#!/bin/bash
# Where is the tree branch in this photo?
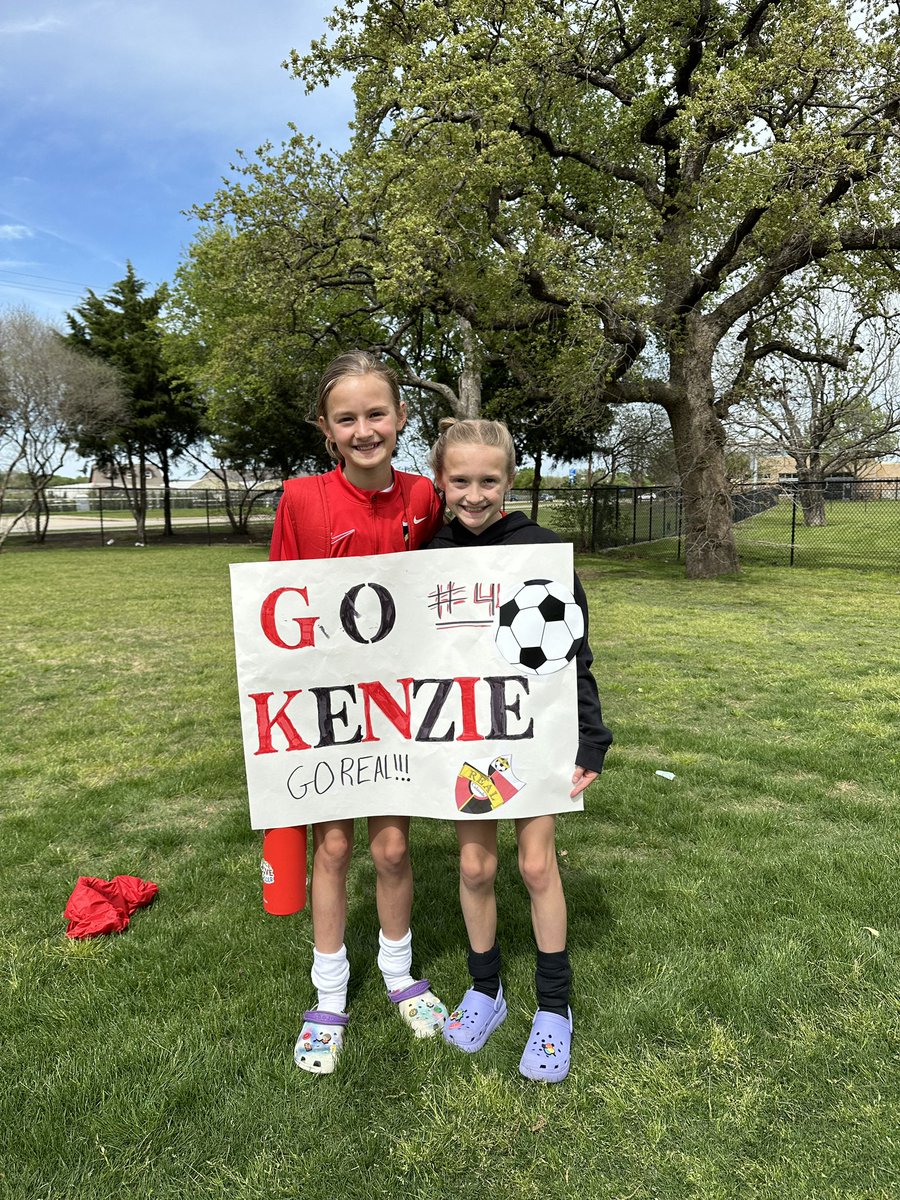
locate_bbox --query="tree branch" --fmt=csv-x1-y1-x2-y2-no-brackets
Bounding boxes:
510,115,662,207
680,207,769,312
555,59,637,106
708,223,900,341
743,337,858,370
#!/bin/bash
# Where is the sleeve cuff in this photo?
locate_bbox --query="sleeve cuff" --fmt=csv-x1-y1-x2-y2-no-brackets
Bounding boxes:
576,741,608,775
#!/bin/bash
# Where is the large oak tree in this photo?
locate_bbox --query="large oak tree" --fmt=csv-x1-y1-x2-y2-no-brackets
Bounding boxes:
286,0,900,576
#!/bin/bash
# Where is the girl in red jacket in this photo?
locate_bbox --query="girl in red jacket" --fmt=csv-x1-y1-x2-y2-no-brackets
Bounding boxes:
269,350,448,1074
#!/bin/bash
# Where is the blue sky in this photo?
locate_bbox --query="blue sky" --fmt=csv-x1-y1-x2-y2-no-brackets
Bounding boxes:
0,1,354,324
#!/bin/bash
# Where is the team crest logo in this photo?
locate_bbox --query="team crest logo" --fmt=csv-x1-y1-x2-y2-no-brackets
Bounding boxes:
455,755,526,814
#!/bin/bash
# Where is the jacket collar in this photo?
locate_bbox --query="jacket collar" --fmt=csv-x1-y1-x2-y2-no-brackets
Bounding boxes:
444,511,534,545
334,463,397,501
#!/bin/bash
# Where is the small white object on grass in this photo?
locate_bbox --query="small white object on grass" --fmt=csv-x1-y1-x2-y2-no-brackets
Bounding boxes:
135,542,144,547
106,539,115,545
655,770,676,780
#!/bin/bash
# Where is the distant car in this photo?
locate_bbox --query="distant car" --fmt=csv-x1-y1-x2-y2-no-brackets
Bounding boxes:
638,492,657,501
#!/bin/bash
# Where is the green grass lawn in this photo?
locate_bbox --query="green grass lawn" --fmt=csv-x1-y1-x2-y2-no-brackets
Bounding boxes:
600,497,900,570
733,498,900,568
1,547,898,1199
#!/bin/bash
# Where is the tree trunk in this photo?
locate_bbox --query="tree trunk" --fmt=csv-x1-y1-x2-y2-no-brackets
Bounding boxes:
237,487,254,534
221,479,250,533
35,491,50,541
160,451,173,535
669,370,740,578
457,317,482,418
22,495,38,540
796,473,827,526
224,488,242,533
530,447,543,522
135,451,148,543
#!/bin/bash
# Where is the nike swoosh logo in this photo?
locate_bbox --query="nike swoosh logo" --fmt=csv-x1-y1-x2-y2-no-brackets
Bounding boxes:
413,515,428,525
330,529,355,543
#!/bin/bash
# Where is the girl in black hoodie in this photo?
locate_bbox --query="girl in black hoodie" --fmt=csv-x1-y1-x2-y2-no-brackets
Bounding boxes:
425,418,612,1083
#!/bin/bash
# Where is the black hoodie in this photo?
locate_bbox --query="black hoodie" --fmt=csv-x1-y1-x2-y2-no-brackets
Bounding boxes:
424,511,612,774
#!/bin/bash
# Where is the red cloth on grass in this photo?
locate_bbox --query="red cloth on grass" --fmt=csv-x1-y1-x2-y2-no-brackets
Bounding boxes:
64,874,159,938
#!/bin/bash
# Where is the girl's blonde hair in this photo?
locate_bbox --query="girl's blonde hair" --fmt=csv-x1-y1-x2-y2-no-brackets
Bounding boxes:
316,350,403,463
430,417,517,482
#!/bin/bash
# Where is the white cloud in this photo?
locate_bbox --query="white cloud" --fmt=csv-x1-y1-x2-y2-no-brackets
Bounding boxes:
0,2,354,320
0,16,65,35
0,1,352,148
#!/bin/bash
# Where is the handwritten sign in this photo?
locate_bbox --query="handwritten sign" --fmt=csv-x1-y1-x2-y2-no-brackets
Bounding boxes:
230,543,582,828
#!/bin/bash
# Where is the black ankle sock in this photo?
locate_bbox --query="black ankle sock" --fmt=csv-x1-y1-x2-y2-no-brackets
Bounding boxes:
535,948,571,1017
468,941,501,1000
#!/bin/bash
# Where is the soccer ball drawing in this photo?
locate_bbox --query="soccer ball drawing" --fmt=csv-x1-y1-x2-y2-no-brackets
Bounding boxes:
495,578,584,675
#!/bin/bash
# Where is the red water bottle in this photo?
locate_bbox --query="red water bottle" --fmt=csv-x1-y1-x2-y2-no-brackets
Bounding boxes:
261,826,307,914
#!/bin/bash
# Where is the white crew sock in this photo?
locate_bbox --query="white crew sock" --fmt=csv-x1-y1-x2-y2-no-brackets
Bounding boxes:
377,928,416,993
311,944,350,1014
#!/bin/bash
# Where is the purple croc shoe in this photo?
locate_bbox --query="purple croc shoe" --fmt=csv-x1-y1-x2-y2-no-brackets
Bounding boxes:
518,1008,572,1083
443,983,507,1052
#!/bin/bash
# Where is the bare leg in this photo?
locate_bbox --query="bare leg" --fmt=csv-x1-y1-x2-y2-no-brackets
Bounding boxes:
367,815,413,940
310,819,354,952
456,820,500,953
515,815,566,952
442,821,506,1052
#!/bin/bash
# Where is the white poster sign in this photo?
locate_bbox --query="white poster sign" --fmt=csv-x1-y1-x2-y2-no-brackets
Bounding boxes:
230,543,583,828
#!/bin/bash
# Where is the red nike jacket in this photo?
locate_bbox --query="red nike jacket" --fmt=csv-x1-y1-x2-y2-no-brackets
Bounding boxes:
269,465,444,561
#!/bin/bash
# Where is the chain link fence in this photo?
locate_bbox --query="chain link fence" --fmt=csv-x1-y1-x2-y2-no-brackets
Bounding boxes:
513,480,900,568
0,486,280,547
519,480,900,569
508,486,683,555
5,479,899,568
729,479,900,569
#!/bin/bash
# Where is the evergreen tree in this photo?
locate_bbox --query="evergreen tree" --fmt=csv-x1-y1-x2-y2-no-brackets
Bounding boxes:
66,264,202,538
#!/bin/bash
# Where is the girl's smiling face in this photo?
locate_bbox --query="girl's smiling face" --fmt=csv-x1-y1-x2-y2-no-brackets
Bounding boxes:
437,443,513,533
319,373,407,490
